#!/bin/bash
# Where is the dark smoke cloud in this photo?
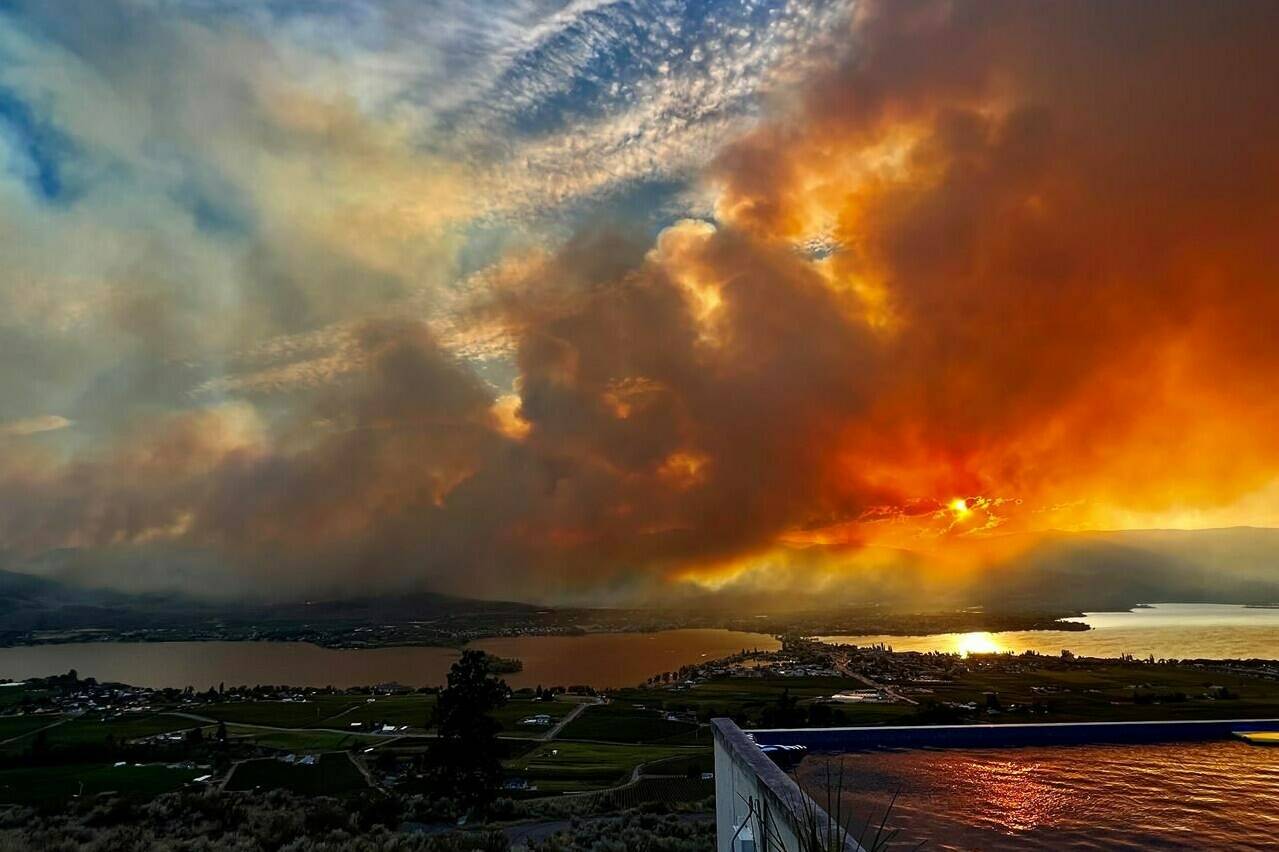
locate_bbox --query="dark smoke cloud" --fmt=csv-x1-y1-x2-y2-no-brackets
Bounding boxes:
5,0,1279,602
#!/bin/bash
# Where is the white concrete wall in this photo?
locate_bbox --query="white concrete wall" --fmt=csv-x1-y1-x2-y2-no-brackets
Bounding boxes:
713,719,863,852
714,736,802,851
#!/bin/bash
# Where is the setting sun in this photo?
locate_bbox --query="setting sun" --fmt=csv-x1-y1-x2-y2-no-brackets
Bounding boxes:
4,2,1279,847
954,632,1003,657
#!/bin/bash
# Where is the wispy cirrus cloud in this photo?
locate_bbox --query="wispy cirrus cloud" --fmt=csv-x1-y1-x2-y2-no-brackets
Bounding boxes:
7,0,1277,607
0,0,853,416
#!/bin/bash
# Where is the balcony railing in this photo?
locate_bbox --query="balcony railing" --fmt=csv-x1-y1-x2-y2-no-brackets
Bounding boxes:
712,718,865,852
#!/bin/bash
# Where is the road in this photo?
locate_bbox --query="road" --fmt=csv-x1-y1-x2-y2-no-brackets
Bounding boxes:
176,697,600,742
539,695,601,741
835,655,918,705
0,716,67,746
171,710,390,737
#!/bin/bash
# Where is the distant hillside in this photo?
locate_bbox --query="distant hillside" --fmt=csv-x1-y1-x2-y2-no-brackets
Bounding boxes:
2,527,1277,630
975,527,1279,612
664,527,1279,615
0,558,540,636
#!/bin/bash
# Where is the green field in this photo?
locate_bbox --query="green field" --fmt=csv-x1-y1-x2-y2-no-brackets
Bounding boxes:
558,702,699,743
0,713,208,754
610,676,922,727
308,696,574,737
238,729,387,753
225,753,368,794
506,742,709,793
933,662,1279,722
491,699,575,737
325,695,435,728
601,664,1279,729
45,714,203,747
0,715,61,743
195,696,378,727
0,763,204,805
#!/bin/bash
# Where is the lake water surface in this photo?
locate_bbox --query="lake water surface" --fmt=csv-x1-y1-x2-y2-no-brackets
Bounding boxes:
1,603,1274,690
817,603,1279,659
797,739,1279,850
0,628,779,690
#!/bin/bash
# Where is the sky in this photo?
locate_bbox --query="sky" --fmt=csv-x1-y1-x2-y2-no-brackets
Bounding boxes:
1,0,1278,603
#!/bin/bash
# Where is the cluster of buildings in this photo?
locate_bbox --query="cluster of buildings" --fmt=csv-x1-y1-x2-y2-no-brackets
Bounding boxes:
1,673,205,718
0,672,442,725
642,647,844,688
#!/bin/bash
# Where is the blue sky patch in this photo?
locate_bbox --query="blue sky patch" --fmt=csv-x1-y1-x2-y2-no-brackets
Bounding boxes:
0,87,78,203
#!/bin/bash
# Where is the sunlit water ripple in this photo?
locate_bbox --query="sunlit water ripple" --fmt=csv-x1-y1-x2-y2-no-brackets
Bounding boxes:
797,740,1279,850
817,603,1279,660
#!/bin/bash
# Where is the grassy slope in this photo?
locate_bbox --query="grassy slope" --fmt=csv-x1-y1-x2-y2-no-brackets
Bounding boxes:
0,763,203,804
558,702,698,743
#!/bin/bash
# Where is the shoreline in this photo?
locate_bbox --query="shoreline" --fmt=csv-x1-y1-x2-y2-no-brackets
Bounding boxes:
0,616,1095,651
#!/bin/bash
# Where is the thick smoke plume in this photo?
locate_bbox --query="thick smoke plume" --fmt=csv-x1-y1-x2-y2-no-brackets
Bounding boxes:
4,1,1279,601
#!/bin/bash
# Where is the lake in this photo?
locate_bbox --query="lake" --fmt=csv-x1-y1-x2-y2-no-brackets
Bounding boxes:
2,603,1274,690
797,739,1279,850
0,628,780,690
816,603,1279,660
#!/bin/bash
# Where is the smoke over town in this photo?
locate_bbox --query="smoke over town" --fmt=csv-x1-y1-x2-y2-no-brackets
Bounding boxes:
2,1,1279,603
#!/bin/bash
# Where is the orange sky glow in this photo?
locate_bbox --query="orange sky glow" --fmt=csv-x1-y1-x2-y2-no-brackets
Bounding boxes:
2,1,1279,603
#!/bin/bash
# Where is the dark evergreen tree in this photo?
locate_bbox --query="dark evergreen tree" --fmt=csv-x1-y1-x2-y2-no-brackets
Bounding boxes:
427,650,508,806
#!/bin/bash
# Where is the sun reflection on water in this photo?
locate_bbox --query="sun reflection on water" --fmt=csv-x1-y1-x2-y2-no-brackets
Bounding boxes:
796,740,1279,850
952,631,1004,657
956,758,1073,833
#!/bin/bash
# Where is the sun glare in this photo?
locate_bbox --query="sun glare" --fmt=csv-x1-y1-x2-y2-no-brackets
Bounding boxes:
954,632,1003,657
950,497,971,517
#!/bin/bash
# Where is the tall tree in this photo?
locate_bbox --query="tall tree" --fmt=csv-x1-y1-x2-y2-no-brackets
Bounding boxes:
428,650,508,806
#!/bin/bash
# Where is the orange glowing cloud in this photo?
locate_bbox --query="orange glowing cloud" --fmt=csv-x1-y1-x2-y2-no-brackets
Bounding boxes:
4,0,1279,604
701,0,1279,561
